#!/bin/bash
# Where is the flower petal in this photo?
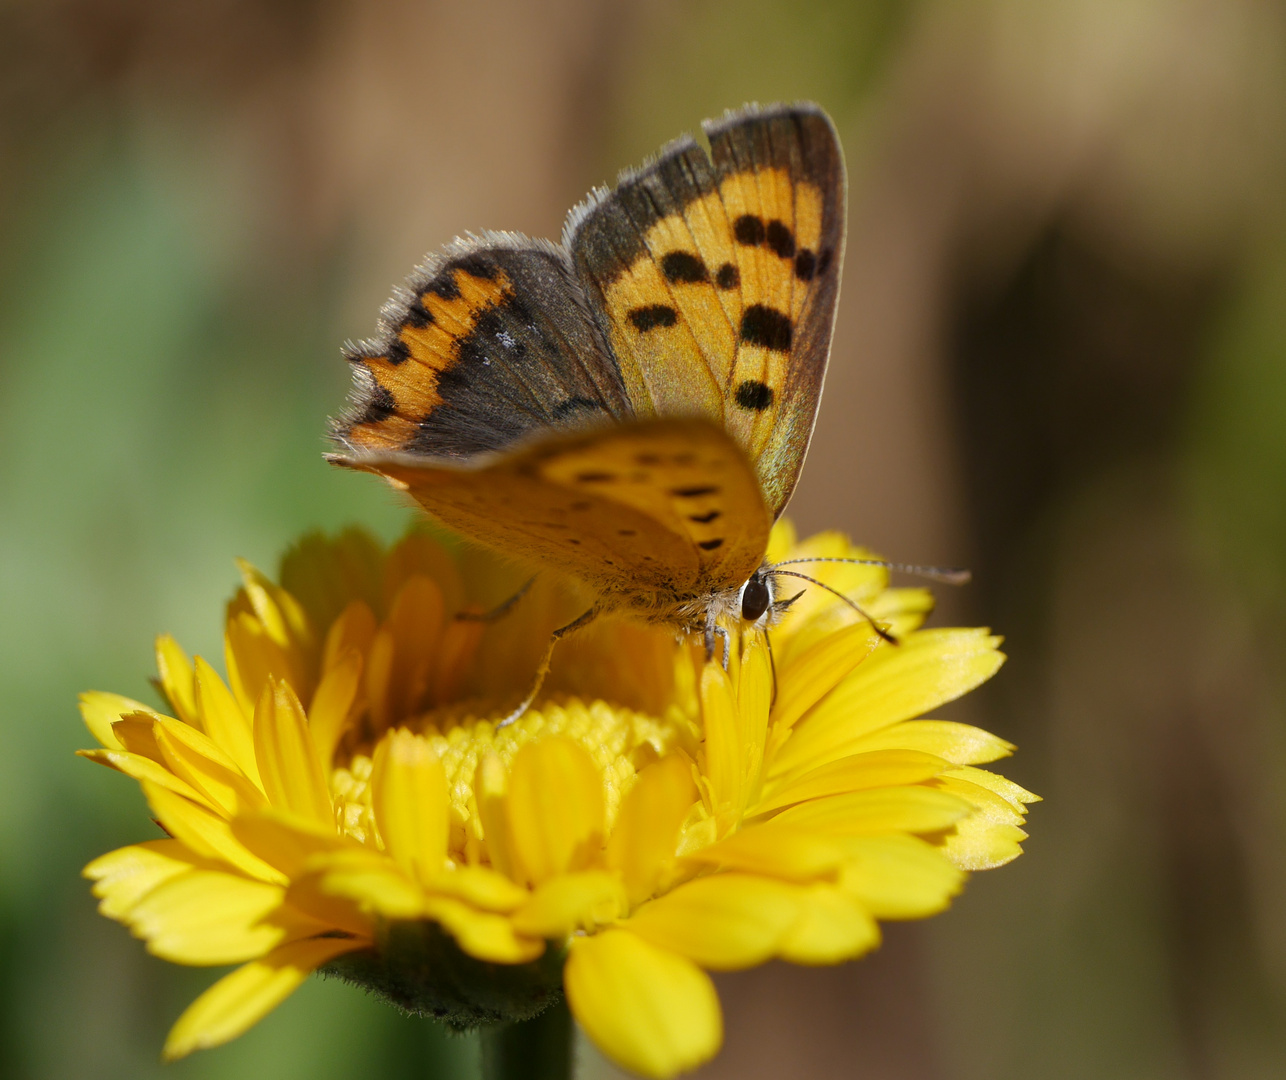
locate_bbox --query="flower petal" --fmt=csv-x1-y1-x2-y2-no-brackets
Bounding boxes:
777,885,880,965
307,848,425,919
624,873,802,969
154,716,266,818
565,930,721,1080
253,682,333,827
142,781,285,884
194,657,261,787
506,737,604,886
162,936,363,1060
770,629,1005,778
84,840,198,920
421,865,528,913
836,835,964,918
79,691,163,750
371,728,448,885
753,749,949,815
684,825,847,882
421,895,544,963
845,719,1015,765
769,785,972,836
126,869,289,964
510,869,625,938
307,648,362,769
771,622,883,736
607,755,697,905
154,635,198,725
230,808,353,880
78,748,217,811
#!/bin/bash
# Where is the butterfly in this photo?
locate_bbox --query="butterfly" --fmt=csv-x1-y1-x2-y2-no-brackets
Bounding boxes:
329,103,855,705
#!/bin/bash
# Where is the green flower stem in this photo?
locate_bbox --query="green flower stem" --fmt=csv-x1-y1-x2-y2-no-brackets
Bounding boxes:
480,1000,574,1080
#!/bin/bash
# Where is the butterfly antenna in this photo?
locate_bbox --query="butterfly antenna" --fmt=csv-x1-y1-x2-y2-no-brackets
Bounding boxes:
764,627,779,707
456,577,536,623
496,607,599,729
770,570,898,645
769,557,971,586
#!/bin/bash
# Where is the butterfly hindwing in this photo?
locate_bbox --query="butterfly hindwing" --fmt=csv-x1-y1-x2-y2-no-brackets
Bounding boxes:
334,235,634,459
332,418,771,609
566,102,845,517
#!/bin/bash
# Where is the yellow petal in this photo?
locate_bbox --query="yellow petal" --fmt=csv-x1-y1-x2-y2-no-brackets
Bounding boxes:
308,848,425,919
194,656,261,787
565,930,721,1079
253,682,333,827
154,634,198,725
153,716,266,818
684,825,847,882
506,737,605,886
510,870,625,938
421,895,545,964
421,865,529,913
321,599,377,674
769,629,1005,778
777,885,879,965
111,713,164,762
127,869,288,964
142,781,285,884
370,575,444,727
308,648,362,769
370,728,449,885
753,749,949,815
77,748,217,811
607,755,697,905
942,816,1029,871
700,663,742,822
769,785,972,837
282,875,375,938
771,621,883,736
844,719,1015,765
475,752,516,879
83,840,198,920
230,808,354,881
236,558,314,660
835,835,964,918
624,873,802,969
162,936,363,1060
79,691,163,750
225,611,301,719
943,766,1040,809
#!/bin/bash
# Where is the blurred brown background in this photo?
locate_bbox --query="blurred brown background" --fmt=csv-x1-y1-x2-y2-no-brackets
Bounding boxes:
3,1,1286,1077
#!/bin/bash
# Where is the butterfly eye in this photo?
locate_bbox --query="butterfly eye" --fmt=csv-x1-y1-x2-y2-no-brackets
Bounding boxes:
740,576,772,622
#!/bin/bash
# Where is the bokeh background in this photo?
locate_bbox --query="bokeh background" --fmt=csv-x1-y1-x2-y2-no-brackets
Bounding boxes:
3,1,1286,1077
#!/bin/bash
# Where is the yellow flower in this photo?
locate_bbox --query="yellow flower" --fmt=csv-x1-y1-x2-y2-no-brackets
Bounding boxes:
80,522,1036,1078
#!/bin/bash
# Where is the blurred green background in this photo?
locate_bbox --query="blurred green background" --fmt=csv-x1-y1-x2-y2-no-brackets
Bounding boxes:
3,1,1286,1077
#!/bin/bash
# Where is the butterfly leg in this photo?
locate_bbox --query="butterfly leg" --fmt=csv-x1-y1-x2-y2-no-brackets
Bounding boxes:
703,613,732,671
455,578,536,623
496,606,599,729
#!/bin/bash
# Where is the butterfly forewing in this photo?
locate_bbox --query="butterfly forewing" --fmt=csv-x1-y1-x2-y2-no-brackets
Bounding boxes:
568,102,845,517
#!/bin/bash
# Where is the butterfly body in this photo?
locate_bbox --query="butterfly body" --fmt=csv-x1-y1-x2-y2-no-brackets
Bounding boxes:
330,103,846,643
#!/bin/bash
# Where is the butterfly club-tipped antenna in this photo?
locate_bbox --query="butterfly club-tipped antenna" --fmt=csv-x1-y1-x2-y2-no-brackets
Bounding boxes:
769,569,899,645
768,557,972,586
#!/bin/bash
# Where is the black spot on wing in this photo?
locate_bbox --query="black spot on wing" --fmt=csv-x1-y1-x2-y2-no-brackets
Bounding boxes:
734,380,774,411
698,539,724,551
576,472,615,483
794,250,816,282
629,305,678,331
426,272,461,301
734,215,765,246
404,295,434,329
716,262,740,290
386,337,411,365
660,251,708,284
671,485,719,497
740,306,792,352
689,510,721,523
765,220,795,259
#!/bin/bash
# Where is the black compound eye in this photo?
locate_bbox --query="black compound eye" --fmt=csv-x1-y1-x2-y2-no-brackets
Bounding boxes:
740,577,771,622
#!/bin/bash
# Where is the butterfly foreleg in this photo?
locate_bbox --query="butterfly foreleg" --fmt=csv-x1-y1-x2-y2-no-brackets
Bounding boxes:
455,577,537,623
703,611,732,671
496,605,600,729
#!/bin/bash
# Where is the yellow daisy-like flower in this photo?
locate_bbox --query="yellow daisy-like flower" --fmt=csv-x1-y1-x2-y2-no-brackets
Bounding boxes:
80,521,1035,1078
